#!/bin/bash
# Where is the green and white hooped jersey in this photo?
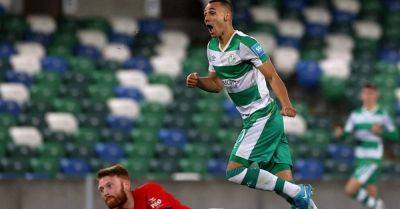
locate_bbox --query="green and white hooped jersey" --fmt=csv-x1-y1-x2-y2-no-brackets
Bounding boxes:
344,106,396,161
207,30,272,119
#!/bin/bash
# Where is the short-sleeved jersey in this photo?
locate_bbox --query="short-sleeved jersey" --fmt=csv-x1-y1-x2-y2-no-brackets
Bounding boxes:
132,182,190,209
344,106,396,161
207,30,272,119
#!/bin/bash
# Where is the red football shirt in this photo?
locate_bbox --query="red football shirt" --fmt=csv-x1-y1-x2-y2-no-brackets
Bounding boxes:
132,182,190,209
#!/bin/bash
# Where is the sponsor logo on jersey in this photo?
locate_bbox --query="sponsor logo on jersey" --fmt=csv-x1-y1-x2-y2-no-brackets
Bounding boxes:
148,197,163,209
251,43,265,57
222,79,239,88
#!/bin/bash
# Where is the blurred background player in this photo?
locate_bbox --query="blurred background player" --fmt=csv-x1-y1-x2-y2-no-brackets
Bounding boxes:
186,0,316,208
335,83,399,209
97,164,190,209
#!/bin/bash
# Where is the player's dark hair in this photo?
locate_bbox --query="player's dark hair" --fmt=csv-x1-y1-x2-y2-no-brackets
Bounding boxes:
208,0,233,13
97,164,130,180
363,82,378,90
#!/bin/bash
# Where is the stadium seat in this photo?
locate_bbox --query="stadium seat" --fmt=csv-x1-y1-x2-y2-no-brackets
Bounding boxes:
0,100,21,116
116,70,148,89
294,158,324,180
94,142,124,163
106,115,134,133
30,158,58,178
207,158,227,176
124,142,155,158
123,56,152,74
74,44,102,60
0,83,30,105
5,70,33,86
141,84,173,105
158,128,187,148
272,47,299,76
41,56,68,74
77,29,107,50
283,115,307,136
120,158,149,178
45,112,78,134
0,42,15,58
37,142,65,158
27,15,56,35
15,42,46,58
109,16,138,36
102,43,131,63
10,54,41,75
107,98,140,119
296,60,322,88
179,158,207,174
59,158,90,177
248,32,276,54
9,126,42,148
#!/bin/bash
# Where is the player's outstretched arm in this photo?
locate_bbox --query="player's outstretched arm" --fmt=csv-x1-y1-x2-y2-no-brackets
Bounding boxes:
257,59,296,117
186,71,223,93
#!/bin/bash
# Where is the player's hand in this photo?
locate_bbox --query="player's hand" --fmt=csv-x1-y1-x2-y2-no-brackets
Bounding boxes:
186,72,199,88
371,124,382,135
280,106,296,117
334,126,344,139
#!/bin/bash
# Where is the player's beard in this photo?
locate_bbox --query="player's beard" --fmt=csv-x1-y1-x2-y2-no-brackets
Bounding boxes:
105,185,128,209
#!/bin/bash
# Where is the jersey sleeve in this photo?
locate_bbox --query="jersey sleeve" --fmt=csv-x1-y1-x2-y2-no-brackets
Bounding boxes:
381,112,399,140
144,183,173,209
239,36,269,67
207,42,215,72
344,113,355,134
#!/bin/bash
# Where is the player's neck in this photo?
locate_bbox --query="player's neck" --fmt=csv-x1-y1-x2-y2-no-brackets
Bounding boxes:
120,194,134,209
218,26,235,49
363,103,377,111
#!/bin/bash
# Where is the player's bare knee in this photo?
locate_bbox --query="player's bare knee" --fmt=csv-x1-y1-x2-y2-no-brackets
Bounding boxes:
344,185,356,196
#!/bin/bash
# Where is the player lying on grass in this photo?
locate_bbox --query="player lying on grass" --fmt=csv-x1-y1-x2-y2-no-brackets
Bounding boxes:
186,0,317,208
97,164,190,209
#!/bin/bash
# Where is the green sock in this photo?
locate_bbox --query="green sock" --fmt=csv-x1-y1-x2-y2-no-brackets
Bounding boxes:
353,188,383,208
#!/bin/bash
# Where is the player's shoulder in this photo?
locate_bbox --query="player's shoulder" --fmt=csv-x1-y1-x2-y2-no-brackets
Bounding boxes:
235,30,258,48
136,182,164,192
207,38,219,51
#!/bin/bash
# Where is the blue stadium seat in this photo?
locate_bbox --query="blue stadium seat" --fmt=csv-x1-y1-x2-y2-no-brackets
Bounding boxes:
384,0,400,11
5,70,33,86
24,173,50,180
138,18,164,34
123,56,152,74
108,32,135,46
95,142,124,163
24,31,51,45
158,128,188,148
74,44,102,60
207,158,227,176
223,100,240,119
106,115,135,133
277,36,301,48
305,23,328,38
296,60,322,89
0,100,21,116
59,158,90,177
378,48,400,63
233,8,252,23
283,0,305,11
113,86,143,101
0,42,15,58
395,102,400,116
294,158,324,180
328,144,354,163
332,10,357,23
41,56,69,74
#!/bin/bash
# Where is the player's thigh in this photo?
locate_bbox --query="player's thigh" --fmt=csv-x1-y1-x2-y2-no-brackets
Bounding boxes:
345,178,363,195
366,184,377,197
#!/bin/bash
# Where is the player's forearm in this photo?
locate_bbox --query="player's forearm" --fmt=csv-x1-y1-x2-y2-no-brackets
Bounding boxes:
268,75,292,107
198,77,223,93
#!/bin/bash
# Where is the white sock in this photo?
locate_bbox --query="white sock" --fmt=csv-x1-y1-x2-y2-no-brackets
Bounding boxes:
283,181,301,198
